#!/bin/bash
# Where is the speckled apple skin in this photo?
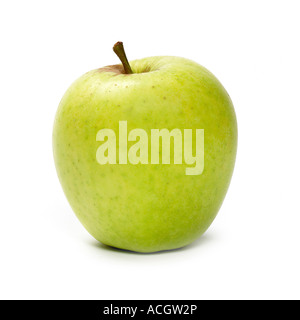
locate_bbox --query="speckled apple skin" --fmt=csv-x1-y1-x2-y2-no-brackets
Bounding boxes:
53,56,237,253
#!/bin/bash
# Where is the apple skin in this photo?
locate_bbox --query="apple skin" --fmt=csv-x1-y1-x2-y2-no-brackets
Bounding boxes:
53,56,237,253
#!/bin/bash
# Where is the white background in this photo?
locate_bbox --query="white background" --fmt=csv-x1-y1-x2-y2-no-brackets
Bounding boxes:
0,0,299,300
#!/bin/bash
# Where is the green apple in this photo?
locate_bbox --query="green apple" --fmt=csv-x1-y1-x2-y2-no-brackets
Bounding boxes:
53,42,237,253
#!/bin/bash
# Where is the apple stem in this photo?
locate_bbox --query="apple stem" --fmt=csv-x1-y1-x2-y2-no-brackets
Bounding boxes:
113,42,133,74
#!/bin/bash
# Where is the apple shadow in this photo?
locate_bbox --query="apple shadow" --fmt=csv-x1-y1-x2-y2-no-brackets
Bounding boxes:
88,232,216,255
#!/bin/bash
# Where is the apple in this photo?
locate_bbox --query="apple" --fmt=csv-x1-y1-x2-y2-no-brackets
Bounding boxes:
53,42,237,253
